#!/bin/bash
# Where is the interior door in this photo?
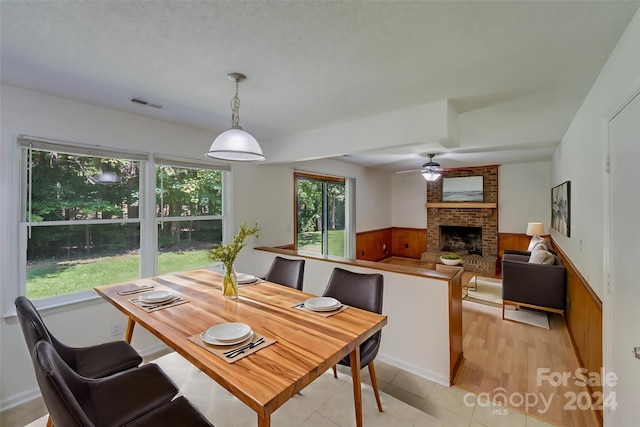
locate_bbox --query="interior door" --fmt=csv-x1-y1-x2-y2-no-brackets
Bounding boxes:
607,89,640,425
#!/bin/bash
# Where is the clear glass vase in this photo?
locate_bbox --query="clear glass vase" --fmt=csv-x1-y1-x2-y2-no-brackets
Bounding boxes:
222,263,239,300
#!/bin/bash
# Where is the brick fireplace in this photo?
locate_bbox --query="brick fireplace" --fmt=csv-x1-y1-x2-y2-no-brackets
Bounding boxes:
422,166,499,275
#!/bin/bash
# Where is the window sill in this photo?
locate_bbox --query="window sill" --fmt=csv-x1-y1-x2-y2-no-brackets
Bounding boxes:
4,292,105,320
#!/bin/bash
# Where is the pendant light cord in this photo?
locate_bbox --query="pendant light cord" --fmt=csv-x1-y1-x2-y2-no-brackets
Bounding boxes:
231,80,241,128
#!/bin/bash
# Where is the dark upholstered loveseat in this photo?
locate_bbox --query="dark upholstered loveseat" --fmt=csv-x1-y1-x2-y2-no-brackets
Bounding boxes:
501,252,567,318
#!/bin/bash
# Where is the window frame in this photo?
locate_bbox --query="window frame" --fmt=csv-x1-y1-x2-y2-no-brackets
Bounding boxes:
154,157,229,276
8,136,231,310
293,171,353,258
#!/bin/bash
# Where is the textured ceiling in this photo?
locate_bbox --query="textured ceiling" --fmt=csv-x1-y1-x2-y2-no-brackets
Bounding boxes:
1,1,638,171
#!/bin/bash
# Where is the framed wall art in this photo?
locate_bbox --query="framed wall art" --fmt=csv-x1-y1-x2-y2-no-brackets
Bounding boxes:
442,176,483,202
551,181,570,237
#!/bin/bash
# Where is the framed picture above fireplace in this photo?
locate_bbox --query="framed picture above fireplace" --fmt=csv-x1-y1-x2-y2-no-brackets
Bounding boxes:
551,181,571,237
442,176,483,202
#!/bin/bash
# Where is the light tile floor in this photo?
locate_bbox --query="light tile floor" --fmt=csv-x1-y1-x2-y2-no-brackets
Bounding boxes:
24,351,556,427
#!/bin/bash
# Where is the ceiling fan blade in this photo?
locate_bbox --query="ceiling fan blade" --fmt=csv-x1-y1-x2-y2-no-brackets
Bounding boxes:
395,169,424,175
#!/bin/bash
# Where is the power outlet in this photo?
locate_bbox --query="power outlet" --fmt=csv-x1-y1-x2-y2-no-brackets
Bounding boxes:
111,323,123,337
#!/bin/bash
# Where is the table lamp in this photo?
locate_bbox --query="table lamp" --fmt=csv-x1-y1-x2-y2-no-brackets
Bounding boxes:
526,222,545,237
526,222,546,252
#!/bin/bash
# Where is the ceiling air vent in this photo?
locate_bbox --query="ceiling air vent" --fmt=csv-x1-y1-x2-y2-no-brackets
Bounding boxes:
130,98,166,110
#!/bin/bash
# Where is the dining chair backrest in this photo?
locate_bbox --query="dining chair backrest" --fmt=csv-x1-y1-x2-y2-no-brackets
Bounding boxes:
32,340,193,427
15,296,76,367
32,341,94,427
15,296,142,378
264,256,306,290
322,268,383,314
322,267,385,412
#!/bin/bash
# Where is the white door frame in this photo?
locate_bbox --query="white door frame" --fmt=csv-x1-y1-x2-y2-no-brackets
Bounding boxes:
602,77,640,425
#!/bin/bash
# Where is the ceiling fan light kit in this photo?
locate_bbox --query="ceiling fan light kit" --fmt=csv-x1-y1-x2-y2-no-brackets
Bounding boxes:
422,154,441,181
206,72,266,162
396,153,443,180
420,154,442,181
422,170,442,182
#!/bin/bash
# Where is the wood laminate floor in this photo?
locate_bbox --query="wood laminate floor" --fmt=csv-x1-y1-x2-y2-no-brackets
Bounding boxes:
379,256,599,427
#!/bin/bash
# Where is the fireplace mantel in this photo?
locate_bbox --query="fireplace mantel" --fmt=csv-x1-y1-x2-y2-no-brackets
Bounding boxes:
425,202,497,209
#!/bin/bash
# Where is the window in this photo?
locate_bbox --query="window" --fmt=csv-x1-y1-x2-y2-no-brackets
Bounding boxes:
294,172,348,257
156,163,224,274
18,137,230,303
22,144,143,300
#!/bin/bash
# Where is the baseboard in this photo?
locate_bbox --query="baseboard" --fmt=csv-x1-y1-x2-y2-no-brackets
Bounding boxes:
140,342,170,358
377,353,451,387
0,387,41,412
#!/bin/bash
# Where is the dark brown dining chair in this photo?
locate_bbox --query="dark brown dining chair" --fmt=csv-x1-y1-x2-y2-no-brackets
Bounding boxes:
32,340,213,427
322,267,384,412
15,296,142,378
264,256,305,290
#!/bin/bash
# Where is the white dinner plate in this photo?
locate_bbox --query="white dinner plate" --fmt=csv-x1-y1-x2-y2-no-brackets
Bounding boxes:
201,330,254,346
237,273,258,284
138,290,175,304
206,322,252,343
304,297,341,312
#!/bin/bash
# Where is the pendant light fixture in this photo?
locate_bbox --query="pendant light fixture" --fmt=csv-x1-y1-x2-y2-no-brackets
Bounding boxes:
205,72,265,162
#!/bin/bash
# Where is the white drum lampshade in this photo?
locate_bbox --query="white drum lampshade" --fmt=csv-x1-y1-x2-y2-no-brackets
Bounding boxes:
526,222,545,236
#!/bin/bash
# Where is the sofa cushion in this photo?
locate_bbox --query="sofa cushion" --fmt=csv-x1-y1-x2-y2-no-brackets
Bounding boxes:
529,249,555,265
527,235,550,252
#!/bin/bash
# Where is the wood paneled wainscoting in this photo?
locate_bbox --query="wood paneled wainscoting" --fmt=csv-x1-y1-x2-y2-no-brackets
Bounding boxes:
497,232,534,257
390,227,428,259
553,243,603,425
355,228,392,261
356,227,427,261
498,232,603,425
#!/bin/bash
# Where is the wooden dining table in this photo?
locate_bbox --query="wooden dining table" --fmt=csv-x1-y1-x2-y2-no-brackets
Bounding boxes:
94,268,387,427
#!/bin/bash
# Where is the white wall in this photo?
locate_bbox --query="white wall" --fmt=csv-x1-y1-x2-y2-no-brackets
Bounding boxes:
0,85,394,409
391,173,428,228
499,162,551,233
233,157,392,252
551,8,640,299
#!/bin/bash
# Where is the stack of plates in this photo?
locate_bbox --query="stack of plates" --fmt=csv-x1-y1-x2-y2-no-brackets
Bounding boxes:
138,290,176,304
202,322,254,346
237,273,258,285
304,297,341,312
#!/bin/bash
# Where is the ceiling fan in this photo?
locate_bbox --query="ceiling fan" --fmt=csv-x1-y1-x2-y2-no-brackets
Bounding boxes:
395,154,443,181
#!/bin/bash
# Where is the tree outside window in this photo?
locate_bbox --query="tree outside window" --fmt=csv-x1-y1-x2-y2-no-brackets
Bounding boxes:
295,173,346,257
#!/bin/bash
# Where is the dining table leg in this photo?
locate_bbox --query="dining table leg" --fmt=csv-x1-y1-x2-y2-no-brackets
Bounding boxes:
125,317,136,343
257,414,271,427
349,346,363,427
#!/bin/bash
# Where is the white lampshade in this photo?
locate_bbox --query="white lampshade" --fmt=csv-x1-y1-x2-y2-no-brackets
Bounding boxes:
205,128,265,162
526,222,545,236
422,171,441,181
